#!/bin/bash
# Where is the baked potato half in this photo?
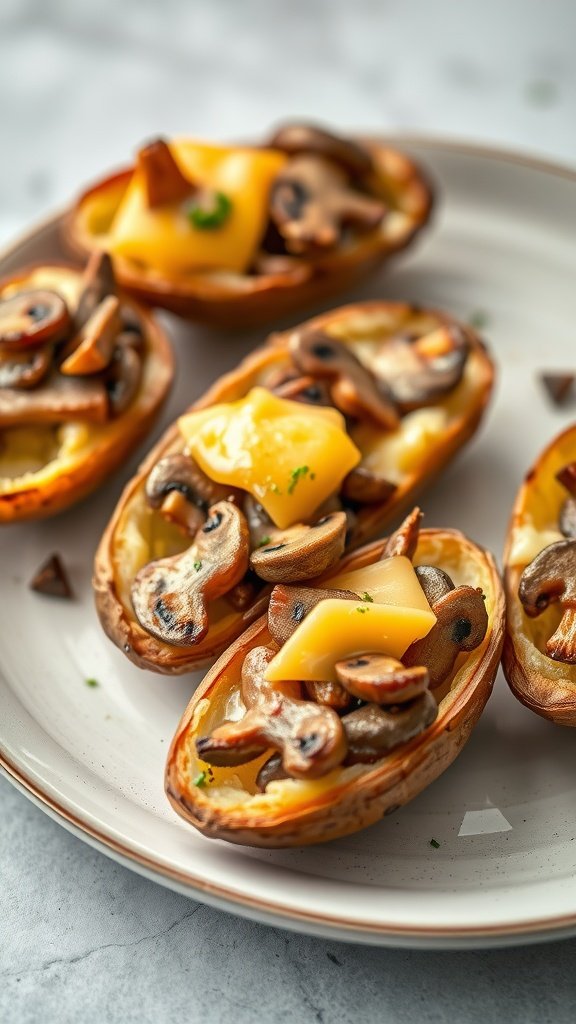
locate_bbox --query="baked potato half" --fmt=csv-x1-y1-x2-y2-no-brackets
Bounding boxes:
63,124,432,326
166,520,505,847
503,424,576,725
94,300,494,674
0,257,173,522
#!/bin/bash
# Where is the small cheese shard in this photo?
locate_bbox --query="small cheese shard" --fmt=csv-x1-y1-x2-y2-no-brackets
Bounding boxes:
178,387,361,529
108,140,287,275
352,407,448,483
508,523,565,567
265,598,436,684
326,555,431,611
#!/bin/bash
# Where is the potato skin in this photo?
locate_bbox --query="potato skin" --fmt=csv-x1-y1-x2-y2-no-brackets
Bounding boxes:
93,301,494,675
62,139,433,326
502,424,576,726
165,529,505,848
0,263,174,523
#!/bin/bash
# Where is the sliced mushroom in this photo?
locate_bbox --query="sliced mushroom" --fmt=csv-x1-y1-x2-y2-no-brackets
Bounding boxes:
137,138,194,208
146,454,239,536
269,124,374,179
243,494,276,549
289,328,399,429
131,501,250,646
342,691,438,764
403,586,488,688
0,369,108,426
335,654,430,705
342,466,397,505
104,341,142,416
196,646,347,779
372,326,469,412
225,576,257,612
304,679,353,710
60,296,122,375
270,155,386,256
75,251,117,329
250,511,347,583
272,375,332,407
414,564,455,606
0,290,71,350
555,463,576,538
518,539,576,662
383,507,423,559
29,553,73,599
256,752,287,792
267,582,357,646
0,346,52,390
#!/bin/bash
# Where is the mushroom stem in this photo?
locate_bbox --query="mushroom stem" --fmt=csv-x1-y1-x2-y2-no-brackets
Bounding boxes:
546,606,576,662
383,507,422,559
137,138,194,208
342,691,437,764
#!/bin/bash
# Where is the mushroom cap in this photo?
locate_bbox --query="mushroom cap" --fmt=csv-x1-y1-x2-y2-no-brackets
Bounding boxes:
518,539,576,616
250,511,347,583
268,123,374,178
0,289,71,350
335,654,430,705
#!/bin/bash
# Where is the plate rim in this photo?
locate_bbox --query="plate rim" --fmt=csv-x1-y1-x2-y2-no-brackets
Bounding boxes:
2,135,576,948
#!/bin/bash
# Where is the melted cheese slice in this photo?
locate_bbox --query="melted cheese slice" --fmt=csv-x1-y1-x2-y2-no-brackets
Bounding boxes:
178,387,361,529
108,140,287,275
265,556,436,683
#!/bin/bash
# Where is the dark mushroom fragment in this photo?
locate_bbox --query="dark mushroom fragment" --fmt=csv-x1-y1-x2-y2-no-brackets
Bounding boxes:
196,646,347,779
414,564,455,606
104,341,142,416
250,511,347,583
335,654,429,705
342,691,438,764
289,328,399,429
304,679,353,710
131,501,249,646
60,295,122,376
0,369,108,426
518,539,576,662
268,582,357,646
270,155,386,256
243,495,276,549
146,453,239,536
556,463,576,539
341,466,397,505
372,325,469,412
0,346,52,390
403,586,488,688
256,752,287,792
74,251,117,329
539,373,575,407
29,553,73,599
384,507,422,559
269,123,374,179
0,289,71,350
137,138,194,208
272,375,332,407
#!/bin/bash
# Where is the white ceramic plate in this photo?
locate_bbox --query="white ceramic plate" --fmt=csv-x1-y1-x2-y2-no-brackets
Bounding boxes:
2,139,576,949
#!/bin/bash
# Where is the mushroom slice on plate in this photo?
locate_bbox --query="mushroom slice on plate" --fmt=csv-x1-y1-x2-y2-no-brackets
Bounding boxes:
166,525,504,847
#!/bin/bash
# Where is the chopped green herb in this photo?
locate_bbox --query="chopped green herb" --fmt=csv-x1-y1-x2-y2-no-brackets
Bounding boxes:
361,592,374,603
187,191,233,230
85,678,99,688
258,535,272,547
288,465,310,495
356,606,370,614
194,771,207,787
193,560,202,572
269,483,282,495
430,838,440,849
469,310,489,330
525,78,558,107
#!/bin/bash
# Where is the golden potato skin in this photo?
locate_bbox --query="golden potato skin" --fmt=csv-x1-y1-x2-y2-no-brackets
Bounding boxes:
165,529,505,848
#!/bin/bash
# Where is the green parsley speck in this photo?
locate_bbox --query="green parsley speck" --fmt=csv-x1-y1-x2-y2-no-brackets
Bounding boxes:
194,771,207,787
430,838,440,849
288,465,310,495
187,191,233,230
85,678,99,688
258,535,272,547
193,560,202,572
361,592,374,603
469,310,489,330
356,606,369,614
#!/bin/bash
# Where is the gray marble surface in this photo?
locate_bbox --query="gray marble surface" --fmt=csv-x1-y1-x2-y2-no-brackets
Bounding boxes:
2,1,576,1021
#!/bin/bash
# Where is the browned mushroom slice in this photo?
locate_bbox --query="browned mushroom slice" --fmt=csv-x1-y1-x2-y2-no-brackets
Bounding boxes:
403,586,489,688
342,691,438,764
256,752,287,792
335,654,429,705
29,553,73,598
268,123,374,179
414,565,455,606
60,296,122,376
518,539,576,662
372,326,469,412
272,375,332,407
269,155,386,256
305,679,353,709
131,501,249,646
267,582,357,646
250,511,347,583
137,137,194,208
383,507,423,559
243,495,276,549
104,341,142,416
0,346,52,390
146,454,239,536
196,646,347,779
555,463,576,539
225,576,257,612
0,290,71,350
0,369,108,426
289,329,399,430
75,251,117,329
341,466,397,505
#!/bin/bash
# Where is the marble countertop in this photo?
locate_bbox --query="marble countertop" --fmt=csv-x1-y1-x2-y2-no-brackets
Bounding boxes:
2,1,576,1021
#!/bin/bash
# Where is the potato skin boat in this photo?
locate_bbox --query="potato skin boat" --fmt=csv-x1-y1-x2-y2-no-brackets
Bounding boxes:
93,300,494,674
0,263,174,523
62,139,433,327
503,424,576,725
165,528,505,848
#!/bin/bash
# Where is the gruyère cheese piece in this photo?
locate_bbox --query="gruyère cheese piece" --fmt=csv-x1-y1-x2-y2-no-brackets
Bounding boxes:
352,407,448,483
178,387,360,529
326,555,431,610
108,140,287,275
265,598,436,684
507,523,565,567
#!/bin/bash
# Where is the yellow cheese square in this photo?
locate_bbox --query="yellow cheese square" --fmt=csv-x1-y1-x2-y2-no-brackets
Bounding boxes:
326,555,432,611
